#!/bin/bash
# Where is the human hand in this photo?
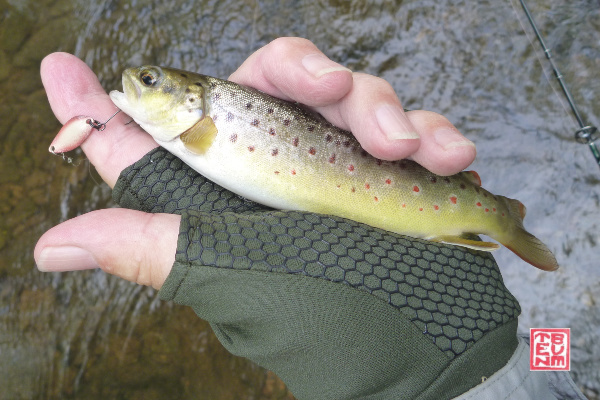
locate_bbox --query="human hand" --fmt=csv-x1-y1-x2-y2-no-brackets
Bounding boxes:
35,39,518,400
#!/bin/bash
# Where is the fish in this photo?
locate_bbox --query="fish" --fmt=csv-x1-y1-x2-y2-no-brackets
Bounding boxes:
109,65,559,271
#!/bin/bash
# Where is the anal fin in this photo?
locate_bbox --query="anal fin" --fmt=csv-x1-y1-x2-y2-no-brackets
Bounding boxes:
180,116,218,154
429,234,500,252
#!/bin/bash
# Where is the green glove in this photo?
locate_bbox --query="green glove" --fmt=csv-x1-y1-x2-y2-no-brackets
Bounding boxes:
113,148,521,400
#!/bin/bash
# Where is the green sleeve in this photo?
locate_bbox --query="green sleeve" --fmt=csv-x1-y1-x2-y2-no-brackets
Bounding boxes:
113,149,520,400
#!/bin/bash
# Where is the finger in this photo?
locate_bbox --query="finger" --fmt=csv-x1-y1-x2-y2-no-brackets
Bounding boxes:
229,37,354,107
405,110,477,175
34,209,180,289
41,52,158,188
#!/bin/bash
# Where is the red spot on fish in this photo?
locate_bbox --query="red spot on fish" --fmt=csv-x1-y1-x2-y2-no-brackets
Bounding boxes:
251,119,260,126
413,186,420,193
337,184,341,188
309,147,316,155
292,137,299,147
385,179,391,185
493,208,497,212
291,169,296,175
402,204,406,208
502,212,506,217
374,197,379,202
329,154,336,163
485,208,489,212
283,119,291,126
271,148,278,156
450,196,457,204
365,183,370,190
476,202,482,207
248,146,255,152
419,207,424,211
434,205,439,210
269,128,276,136
348,165,355,172
274,171,280,174
351,187,356,193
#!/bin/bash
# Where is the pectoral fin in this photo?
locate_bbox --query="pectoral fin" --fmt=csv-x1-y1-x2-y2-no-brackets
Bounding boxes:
180,117,218,154
429,234,500,252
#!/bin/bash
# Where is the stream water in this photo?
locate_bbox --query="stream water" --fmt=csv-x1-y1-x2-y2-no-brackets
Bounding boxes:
0,0,598,398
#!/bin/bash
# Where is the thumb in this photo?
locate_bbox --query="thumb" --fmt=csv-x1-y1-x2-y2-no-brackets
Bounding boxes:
34,209,180,290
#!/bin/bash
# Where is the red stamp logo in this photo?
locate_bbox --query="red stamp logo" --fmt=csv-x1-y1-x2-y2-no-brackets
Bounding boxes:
530,328,570,371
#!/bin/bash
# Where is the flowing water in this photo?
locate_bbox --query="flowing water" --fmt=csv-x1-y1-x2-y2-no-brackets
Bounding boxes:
0,0,598,398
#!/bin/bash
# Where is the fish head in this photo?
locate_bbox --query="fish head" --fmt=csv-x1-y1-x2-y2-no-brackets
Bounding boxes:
109,66,206,142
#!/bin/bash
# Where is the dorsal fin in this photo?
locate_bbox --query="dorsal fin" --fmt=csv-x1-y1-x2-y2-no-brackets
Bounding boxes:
179,117,218,154
462,170,481,186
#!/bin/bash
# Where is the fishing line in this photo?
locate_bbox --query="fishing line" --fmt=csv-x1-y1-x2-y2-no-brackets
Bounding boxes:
510,0,600,168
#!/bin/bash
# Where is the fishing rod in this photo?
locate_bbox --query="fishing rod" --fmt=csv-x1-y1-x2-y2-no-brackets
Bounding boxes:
518,0,600,168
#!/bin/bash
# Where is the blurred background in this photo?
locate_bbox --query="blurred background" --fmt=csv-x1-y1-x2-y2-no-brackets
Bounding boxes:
0,0,598,398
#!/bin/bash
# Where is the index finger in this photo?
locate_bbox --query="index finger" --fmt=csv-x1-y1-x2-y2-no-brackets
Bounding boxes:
41,52,157,188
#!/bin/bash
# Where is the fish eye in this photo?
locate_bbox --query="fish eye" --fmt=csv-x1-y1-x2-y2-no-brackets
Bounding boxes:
140,70,158,86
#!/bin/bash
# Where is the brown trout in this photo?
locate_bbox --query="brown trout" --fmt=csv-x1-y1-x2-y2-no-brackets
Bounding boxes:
109,66,559,271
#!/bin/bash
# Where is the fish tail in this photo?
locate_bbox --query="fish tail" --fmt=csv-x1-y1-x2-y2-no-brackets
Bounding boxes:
497,197,559,271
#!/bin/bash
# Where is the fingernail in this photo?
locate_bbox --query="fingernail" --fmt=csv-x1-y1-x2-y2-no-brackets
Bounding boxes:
375,105,420,141
37,246,99,272
302,53,352,78
434,127,475,150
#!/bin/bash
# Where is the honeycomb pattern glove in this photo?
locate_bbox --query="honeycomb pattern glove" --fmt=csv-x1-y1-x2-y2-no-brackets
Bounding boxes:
113,148,521,400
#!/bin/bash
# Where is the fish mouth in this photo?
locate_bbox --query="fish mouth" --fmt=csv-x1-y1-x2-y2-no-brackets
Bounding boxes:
109,71,141,111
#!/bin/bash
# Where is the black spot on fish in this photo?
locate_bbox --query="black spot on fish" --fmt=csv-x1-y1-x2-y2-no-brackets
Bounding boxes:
180,73,188,78
429,176,437,183
309,147,316,155
344,140,351,147
325,134,332,142
308,126,315,132
272,148,278,156
194,82,203,87
267,108,274,114
188,98,195,103
329,154,336,163
269,128,276,136
460,183,466,189
248,146,255,152
226,112,234,122
292,137,299,147
361,150,368,157
283,119,291,126
444,177,451,184
251,119,260,126
214,93,221,100
185,88,191,93
246,103,253,109
376,159,383,166
335,139,341,146
230,134,238,143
